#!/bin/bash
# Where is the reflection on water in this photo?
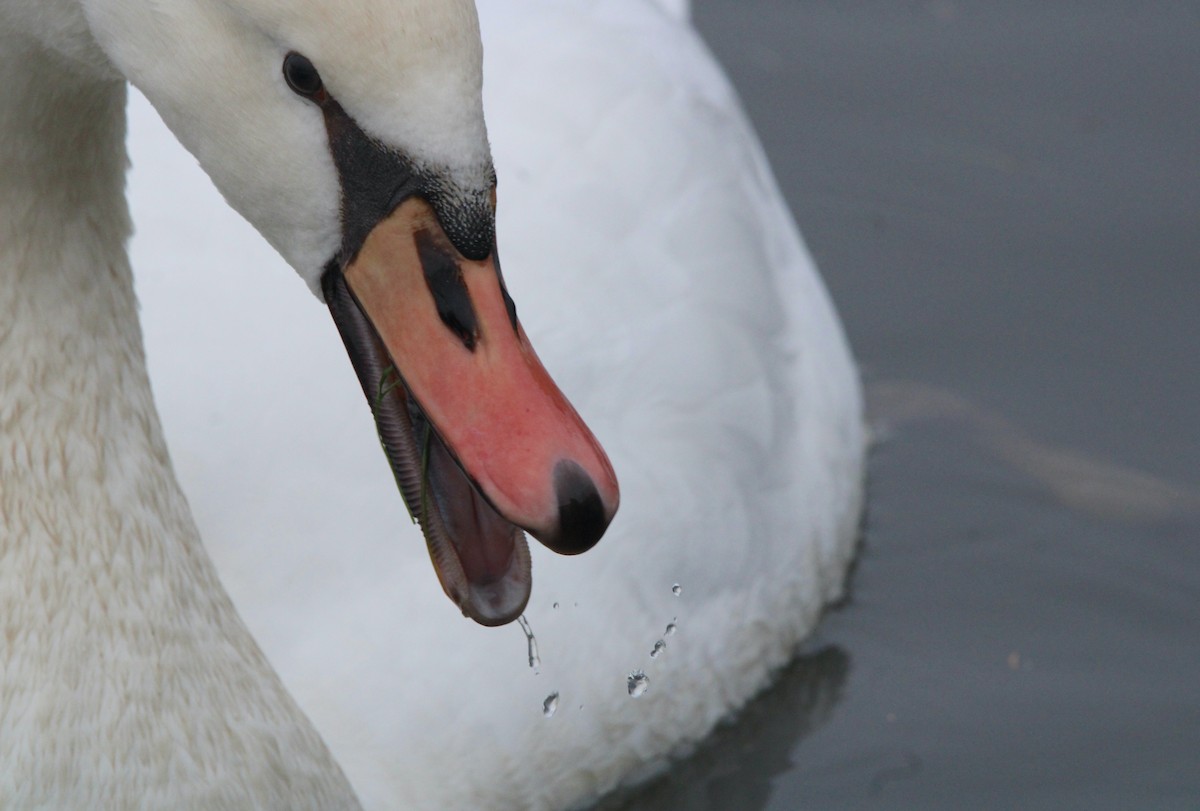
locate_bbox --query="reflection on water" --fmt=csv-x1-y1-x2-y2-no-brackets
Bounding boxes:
601,646,850,811
868,381,1200,525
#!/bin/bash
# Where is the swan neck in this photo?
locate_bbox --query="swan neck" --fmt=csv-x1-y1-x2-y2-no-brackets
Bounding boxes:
0,38,363,809
0,37,127,230
0,43,146,512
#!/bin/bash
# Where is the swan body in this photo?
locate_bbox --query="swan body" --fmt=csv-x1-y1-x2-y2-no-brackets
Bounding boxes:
2,0,864,808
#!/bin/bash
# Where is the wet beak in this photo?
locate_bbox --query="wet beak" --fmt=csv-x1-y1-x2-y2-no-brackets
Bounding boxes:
323,196,618,626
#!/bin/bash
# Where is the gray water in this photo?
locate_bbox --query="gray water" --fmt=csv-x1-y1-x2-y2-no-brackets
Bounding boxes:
613,3,1200,808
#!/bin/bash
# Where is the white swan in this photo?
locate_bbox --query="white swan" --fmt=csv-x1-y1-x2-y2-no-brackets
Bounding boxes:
1,0,864,808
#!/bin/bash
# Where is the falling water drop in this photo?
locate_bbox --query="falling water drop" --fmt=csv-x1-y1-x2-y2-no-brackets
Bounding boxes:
650,640,667,659
543,692,559,718
518,615,540,672
627,670,650,698
665,620,677,637
671,584,682,597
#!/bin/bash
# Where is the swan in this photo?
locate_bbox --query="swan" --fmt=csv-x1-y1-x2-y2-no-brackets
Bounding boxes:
1,0,865,807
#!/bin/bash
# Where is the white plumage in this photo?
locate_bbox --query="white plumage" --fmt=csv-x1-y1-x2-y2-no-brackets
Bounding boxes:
2,0,864,808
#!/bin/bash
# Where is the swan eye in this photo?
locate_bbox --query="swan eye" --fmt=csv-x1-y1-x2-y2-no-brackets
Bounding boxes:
283,53,323,98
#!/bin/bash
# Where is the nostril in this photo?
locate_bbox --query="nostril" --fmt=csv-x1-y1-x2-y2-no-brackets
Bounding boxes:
547,460,610,555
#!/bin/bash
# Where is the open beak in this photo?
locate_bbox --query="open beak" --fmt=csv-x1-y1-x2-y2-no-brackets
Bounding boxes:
323,196,619,626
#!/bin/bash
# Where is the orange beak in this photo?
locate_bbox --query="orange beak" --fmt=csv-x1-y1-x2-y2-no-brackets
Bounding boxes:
324,196,618,625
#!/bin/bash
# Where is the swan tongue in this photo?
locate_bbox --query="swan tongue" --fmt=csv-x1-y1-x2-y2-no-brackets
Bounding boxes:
322,196,619,625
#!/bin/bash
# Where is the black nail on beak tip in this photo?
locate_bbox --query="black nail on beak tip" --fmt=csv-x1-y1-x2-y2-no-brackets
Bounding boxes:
545,460,609,555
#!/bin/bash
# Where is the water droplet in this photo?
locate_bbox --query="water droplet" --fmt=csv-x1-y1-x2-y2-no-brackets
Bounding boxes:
627,670,650,698
543,692,559,718
650,640,666,659
665,621,677,637
552,602,560,609
671,584,682,596
518,615,540,672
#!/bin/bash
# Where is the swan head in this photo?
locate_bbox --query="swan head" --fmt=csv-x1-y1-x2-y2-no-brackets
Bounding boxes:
79,0,619,625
